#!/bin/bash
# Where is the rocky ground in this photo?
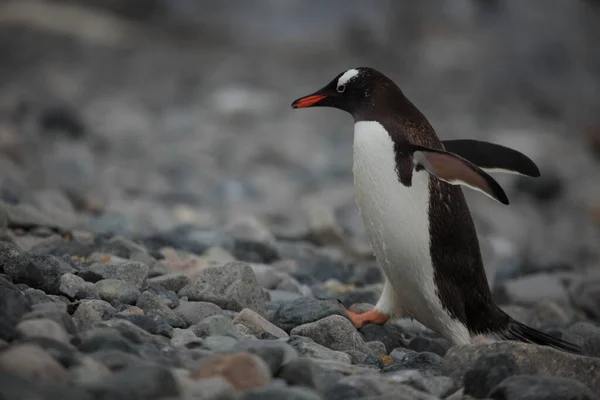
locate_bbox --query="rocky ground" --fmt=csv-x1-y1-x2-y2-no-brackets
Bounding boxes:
1,0,600,399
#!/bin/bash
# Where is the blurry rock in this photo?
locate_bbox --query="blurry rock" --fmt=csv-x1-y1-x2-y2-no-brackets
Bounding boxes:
405,336,451,357
38,104,86,139
116,314,173,337
442,342,600,393
190,353,271,392
463,353,520,398
570,278,600,321
85,365,180,399
202,335,238,352
233,308,288,338
191,315,242,339
73,299,116,324
79,260,149,289
136,290,186,328
290,315,371,354
68,356,112,386
271,298,348,332
148,272,190,292
489,375,598,400
0,344,67,382
224,215,275,244
503,273,570,305
232,339,298,375
15,318,69,344
365,340,386,355
386,348,443,376
178,262,268,316
514,170,563,202
60,273,100,300
178,376,235,400
4,253,74,294
174,300,223,325
324,374,439,400
562,322,600,358
170,328,203,347
239,386,322,400
359,323,408,353
141,225,234,255
146,282,179,308
96,279,140,306
277,357,342,395
0,276,30,340
286,335,352,363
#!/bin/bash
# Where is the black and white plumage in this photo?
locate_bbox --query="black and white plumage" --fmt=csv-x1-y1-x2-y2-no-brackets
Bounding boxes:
291,67,581,354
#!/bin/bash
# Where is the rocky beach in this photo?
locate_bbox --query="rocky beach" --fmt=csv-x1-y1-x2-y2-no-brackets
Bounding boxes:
1,0,600,399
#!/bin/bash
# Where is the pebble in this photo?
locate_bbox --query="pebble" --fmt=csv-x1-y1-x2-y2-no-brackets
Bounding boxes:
443,342,600,393
286,335,352,364
463,352,520,398
233,308,288,338
239,386,323,400
136,290,187,328
15,318,70,343
3,253,74,294
72,300,116,324
271,298,349,332
96,279,141,306
190,352,272,392
68,356,112,386
290,315,372,355
174,300,224,325
22,302,76,334
0,344,68,382
170,328,203,347
59,273,100,300
232,339,298,375
489,375,598,400
202,335,239,352
277,357,343,395
148,272,191,293
192,315,242,339
178,376,235,400
85,365,180,399
116,314,174,337
365,340,386,355
324,374,438,400
387,348,443,376
178,262,268,315
405,336,450,357
80,260,149,289
147,282,180,308
0,275,30,340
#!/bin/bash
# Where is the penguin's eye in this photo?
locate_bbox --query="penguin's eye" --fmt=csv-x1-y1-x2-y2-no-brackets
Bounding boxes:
336,84,346,93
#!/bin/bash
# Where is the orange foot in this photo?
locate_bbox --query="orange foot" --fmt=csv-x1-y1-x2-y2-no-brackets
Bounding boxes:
339,302,389,329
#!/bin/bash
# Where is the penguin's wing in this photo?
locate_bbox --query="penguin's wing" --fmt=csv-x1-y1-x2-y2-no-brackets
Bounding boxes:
406,143,510,205
441,139,540,177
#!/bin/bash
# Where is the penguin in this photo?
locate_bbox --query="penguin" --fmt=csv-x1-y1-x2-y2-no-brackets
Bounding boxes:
291,67,581,353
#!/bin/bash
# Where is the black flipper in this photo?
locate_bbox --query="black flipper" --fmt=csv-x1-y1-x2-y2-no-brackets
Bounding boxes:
442,139,541,177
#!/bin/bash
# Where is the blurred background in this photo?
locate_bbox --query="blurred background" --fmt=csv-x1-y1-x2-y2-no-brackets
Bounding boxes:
1,0,599,285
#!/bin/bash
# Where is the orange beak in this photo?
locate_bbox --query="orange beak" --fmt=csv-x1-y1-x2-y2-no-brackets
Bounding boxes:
291,94,327,109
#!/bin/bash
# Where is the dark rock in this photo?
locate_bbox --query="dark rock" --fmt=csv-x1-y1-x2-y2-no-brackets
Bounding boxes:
239,386,323,400
87,365,180,400
148,272,190,292
562,322,600,358
0,275,31,340
96,318,170,348
113,314,174,337
79,259,149,289
39,104,86,139
286,335,352,363
489,375,598,400
60,272,100,300
4,253,75,294
24,288,54,305
146,282,179,308
271,298,348,332
136,290,186,328
139,225,234,255
89,349,151,371
333,288,380,306
515,170,563,202
0,371,93,400
15,336,79,368
290,315,372,354
232,339,298,375
348,260,383,286
324,374,438,400
278,357,343,394
386,348,443,376
76,328,139,355
464,353,520,398
359,323,408,353
178,262,268,315
96,279,141,306
174,300,224,325
232,238,280,263
405,336,451,357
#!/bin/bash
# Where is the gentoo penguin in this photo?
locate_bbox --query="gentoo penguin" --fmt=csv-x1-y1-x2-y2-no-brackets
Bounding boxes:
291,67,581,353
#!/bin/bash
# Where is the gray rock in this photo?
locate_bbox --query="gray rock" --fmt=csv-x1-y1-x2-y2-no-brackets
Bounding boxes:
312,359,379,376
4,253,74,294
325,374,439,400
503,273,570,305
489,375,598,400
443,342,600,394
233,308,288,338
232,339,298,374
116,314,174,337
0,344,68,382
562,321,600,358
202,335,238,352
146,282,179,308
148,272,191,293
268,290,303,303
366,341,387,355
178,262,268,315
191,315,242,339
170,328,203,347
405,336,450,357
290,315,372,354
136,290,186,328
60,273,100,300
277,357,343,394
81,261,149,289
89,349,151,371
272,298,349,332
174,300,223,325
15,318,69,343
96,279,141,306
178,376,235,400
73,299,116,324
381,370,455,397
386,348,443,376
239,386,323,400
68,356,112,386
0,276,31,340
24,288,54,305
20,303,76,335
464,353,520,398
86,365,180,400
286,335,352,364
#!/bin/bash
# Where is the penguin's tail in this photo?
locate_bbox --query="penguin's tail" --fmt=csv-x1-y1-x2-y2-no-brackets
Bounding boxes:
493,314,583,355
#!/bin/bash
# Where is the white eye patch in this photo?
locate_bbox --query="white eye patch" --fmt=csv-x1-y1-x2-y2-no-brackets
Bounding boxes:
337,69,360,87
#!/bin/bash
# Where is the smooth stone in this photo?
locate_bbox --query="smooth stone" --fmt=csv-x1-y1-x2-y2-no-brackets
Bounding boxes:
387,348,443,376
96,279,141,306
59,273,100,300
0,344,68,382
15,318,69,343
20,303,76,335
239,386,323,400
463,352,520,398
170,328,203,347
366,341,387,355
85,365,180,399
178,376,235,400
72,300,116,324
290,315,372,355
174,300,224,326
178,262,268,315
80,261,149,289
233,308,288,338
24,288,54,305
190,352,271,392
312,359,379,376
277,357,343,394
286,335,352,364
68,356,112,386
358,324,409,353
148,272,191,293
232,339,298,375
0,276,31,340
443,342,600,393
192,315,242,339
489,374,598,400
136,290,186,328
202,336,239,352
272,298,349,332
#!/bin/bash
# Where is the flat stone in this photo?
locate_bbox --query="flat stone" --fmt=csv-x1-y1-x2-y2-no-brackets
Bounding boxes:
0,344,68,382
80,261,149,289
325,374,440,400
170,328,203,348
148,272,191,293
178,375,235,400
190,352,271,392
68,356,112,386
178,262,268,315
233,308,288,338
272,298,349,332
174,300,224,326
60,273,100,300
290,315,371,354
15,318,69,343
96,279,141,306
443,342,600,394
286,336,352,364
